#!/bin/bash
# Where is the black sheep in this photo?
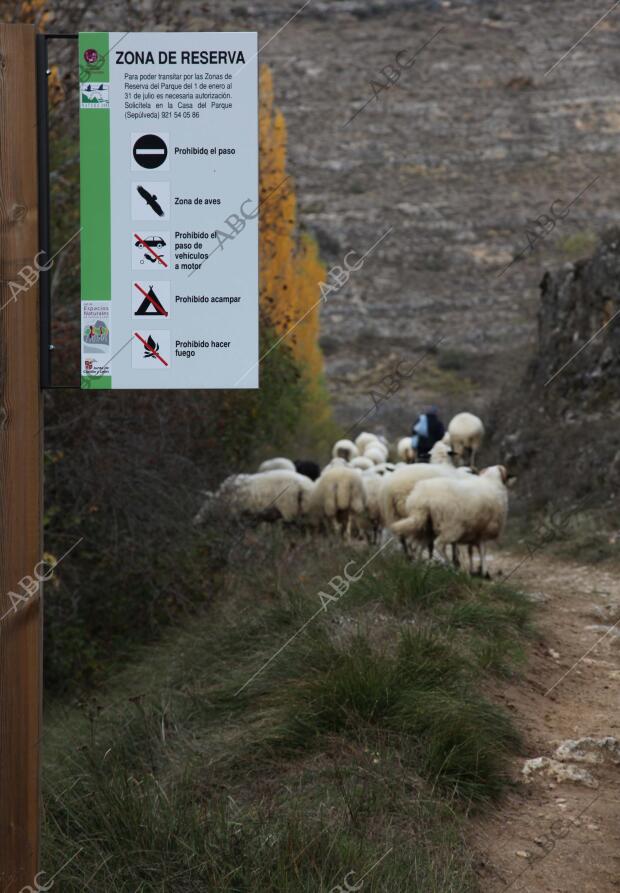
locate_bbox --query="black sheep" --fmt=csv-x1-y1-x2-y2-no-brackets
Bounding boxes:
294,459,320,481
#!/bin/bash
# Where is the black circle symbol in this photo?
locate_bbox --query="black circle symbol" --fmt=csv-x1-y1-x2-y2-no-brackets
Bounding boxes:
133,134,168,170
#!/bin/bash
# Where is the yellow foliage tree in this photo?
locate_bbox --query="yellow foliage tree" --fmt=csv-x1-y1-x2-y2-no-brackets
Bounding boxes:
15,0,52,28
259,65,326,385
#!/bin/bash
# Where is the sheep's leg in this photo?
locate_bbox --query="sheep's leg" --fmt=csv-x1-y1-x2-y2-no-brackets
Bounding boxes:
479,542,486,578
342,510,351,542
403,539,419,561
452,544,461,569
433,539,451,565
428,538,434,561
338,515,345,539
468,545,475,575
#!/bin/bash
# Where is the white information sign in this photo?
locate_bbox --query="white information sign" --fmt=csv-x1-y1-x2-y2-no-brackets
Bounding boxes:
79,31,258,389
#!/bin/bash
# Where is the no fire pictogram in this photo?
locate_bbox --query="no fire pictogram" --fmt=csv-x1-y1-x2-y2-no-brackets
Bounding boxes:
132,330,171,369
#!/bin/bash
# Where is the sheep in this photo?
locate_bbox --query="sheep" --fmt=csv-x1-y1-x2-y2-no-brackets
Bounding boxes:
362,436,387,452
294,459,321,481
397,437,416,464
350,456,374,471
380,463,466,529
323,456,348,471
371,462,396,476
355,431,380,453
258,457,296,473
428,440,456,466
309,465,365,540
390,465,510,576
358,469,385,543
364,443,389,464
195,470,314,526
332,439,359,462
447,412,485,468
193,473,251,525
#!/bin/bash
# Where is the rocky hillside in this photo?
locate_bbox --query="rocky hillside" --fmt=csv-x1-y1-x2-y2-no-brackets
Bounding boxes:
255,0,620,434
492,228,620,509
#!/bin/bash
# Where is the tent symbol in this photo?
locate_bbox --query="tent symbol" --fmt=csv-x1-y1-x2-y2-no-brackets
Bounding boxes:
134,284,168,316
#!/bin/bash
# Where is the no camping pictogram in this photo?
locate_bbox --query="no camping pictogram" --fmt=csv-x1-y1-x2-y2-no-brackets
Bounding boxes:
133,281,169,317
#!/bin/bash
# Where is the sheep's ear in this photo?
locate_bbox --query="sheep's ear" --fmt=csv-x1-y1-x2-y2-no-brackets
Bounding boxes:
507,475,518,488
498,464,508,483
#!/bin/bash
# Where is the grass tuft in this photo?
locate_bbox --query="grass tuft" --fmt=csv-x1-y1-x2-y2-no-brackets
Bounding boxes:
42,534,534,890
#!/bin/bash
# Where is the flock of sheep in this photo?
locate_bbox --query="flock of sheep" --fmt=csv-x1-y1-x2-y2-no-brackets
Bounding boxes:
196,412,513,577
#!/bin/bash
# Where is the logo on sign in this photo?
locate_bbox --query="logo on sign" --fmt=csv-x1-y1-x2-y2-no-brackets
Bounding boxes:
81,82,109,109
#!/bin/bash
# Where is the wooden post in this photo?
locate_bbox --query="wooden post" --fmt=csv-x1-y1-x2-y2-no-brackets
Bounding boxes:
0,22,43,891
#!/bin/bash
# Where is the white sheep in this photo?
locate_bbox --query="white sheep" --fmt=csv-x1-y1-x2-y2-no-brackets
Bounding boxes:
390,465,510,575
258,457,296,473
371,462,396,476
447,412,485,467
322,457,348,472
195,470,314,526
363,437,388,453
357,468,387,543
309,465,365,539
397,437,416,463
428,440,456,466
364,444,389,465
331,439,359,462
355,431,380,453
193,473,249,525
350,456,374,471
380,463,466,529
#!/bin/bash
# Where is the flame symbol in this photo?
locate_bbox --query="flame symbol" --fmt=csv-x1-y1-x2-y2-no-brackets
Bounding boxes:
144,335,159,358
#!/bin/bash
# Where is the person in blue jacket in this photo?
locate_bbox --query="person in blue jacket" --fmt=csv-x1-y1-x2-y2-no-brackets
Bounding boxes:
411,406,445,462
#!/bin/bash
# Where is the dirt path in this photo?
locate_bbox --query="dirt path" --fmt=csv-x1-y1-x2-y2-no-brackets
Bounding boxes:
473,549,620,893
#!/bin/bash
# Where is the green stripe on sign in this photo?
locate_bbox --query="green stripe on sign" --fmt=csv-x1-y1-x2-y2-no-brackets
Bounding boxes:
81,375,112,390
79,32,111,303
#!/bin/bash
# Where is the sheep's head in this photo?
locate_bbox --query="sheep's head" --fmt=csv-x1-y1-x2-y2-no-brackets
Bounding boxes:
480,465,517,488
429,441,456,466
